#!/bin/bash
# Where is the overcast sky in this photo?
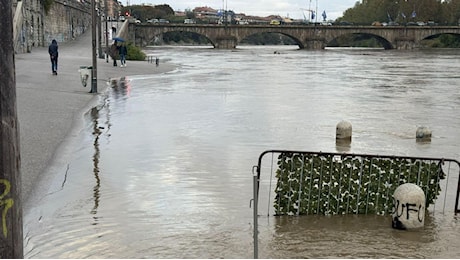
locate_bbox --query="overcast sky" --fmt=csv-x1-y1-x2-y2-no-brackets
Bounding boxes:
125,0,360,20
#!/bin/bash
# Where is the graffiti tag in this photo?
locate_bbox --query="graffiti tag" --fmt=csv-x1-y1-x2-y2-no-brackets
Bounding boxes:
0,179,14,238
392,199,424,223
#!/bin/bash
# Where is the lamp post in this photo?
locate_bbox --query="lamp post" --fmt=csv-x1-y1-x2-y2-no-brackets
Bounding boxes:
90,0,98,93
315,0,318,24
97,1,104,59
105,0,109,63
225,0,228,26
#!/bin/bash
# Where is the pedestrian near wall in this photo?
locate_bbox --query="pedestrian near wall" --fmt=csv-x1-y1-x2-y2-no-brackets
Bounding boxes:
119,43,128,67
110,41,120,66
48,39,58,75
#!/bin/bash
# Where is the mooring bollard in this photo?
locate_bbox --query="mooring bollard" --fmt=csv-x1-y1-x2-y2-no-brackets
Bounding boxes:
336,120,352,141
336,121,352,152
147,55,154,63
416,126,432,142
392,183,425,230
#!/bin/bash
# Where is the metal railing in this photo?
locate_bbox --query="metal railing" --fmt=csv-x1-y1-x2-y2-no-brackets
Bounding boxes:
251,150,460,258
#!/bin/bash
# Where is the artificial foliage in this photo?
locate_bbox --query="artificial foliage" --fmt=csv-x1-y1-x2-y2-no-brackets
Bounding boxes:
274,152,445,216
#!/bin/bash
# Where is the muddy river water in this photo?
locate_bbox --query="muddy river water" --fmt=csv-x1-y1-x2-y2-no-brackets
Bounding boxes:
24,46,460,258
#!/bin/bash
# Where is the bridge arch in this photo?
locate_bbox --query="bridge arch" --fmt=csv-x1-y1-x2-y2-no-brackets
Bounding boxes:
326,32,393,49
238,31,303,49
419,31,460,40
134,26,220,47
161,31,214,46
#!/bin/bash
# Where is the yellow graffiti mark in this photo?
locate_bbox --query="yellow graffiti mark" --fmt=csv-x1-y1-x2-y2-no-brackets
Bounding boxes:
0,179,14,238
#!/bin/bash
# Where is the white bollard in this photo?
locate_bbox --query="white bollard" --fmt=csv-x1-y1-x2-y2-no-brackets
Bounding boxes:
336,121,352,152
336,120,352,141
416,126,432,142
392,183,425,230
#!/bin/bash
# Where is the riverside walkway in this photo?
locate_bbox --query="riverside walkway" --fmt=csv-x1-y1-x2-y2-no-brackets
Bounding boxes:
16,31,176,208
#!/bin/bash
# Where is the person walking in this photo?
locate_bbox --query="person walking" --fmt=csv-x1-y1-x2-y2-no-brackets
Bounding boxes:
110,41,120,66
119,43,128,67
48,39,59,75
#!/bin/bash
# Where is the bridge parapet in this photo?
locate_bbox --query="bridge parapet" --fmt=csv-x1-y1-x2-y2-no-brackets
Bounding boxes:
130,24,460,50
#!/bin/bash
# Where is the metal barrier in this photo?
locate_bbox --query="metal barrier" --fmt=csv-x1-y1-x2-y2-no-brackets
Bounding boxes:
251,150,460,258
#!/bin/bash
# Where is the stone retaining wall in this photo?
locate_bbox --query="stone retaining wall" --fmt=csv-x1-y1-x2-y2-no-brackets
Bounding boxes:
14,0,91,53
43,0,91,45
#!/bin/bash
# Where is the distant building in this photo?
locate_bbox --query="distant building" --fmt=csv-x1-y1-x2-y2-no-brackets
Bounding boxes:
106,0,122,20
175,11,187,17
193,6,219,22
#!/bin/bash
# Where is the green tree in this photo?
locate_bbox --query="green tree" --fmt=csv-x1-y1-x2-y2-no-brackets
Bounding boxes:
126,43,146,60
185,9,196,19
339,0,449,25
121,4,174,21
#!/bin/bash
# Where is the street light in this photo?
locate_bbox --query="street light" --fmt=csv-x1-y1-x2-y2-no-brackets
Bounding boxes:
225,0,228,26
315,0,318,24
97,2,104,59
105,0,109,63
90,0,98,93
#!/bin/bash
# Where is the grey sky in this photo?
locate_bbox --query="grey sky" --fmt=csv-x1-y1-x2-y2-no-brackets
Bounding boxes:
125,0,360,20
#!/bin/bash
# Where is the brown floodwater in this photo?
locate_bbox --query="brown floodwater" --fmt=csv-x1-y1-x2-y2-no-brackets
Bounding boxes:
24,46,460,258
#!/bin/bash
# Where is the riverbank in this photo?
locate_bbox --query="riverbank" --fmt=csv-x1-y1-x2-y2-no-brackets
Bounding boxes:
16,31,177,209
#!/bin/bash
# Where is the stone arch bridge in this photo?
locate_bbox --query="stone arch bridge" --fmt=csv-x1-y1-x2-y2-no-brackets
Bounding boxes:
128,24,460,50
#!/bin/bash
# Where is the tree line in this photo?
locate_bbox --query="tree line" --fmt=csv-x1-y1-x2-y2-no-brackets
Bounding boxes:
120,4,175,21
338,0,460,25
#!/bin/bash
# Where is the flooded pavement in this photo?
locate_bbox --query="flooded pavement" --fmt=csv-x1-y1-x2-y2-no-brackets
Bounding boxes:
24,46,460,258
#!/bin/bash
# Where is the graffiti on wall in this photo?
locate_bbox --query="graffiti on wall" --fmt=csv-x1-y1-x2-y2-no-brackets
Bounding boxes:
0,179,14,238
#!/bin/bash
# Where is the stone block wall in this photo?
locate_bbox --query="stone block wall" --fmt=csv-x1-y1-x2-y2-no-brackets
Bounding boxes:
43,0,91,45
14,0,92,53
14,0,43,53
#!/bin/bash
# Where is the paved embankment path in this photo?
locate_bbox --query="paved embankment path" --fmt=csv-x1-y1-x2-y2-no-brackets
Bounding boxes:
16,31,176,207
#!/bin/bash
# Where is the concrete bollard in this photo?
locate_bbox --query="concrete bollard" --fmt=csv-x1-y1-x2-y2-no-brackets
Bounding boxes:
336,120,352,141
392,183,425,230
336,121,352,152
416,126,432,142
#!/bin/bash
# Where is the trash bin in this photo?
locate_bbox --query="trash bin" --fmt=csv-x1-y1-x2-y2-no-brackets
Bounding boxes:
78,66,92,87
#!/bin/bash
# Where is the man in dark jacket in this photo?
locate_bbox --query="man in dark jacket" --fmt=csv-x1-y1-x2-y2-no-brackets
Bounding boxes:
119,43,128,67
48,39,59,75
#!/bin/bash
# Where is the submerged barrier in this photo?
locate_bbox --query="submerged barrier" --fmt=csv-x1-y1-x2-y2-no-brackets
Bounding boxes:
251,150,460,258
